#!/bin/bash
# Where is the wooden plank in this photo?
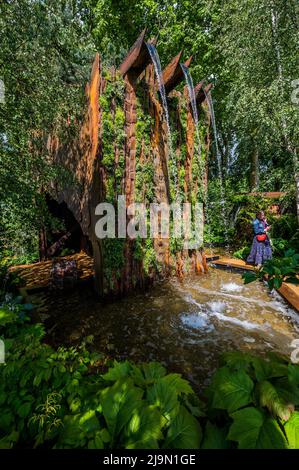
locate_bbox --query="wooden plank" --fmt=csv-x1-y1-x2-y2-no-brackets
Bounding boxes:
212,257,255,271
8,252,94,290
119,29,149,77
239,191,286,198
161,51,183,94
278,283,299,312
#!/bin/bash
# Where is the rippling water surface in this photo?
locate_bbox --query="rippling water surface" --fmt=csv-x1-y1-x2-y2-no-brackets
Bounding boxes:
32,268,299,390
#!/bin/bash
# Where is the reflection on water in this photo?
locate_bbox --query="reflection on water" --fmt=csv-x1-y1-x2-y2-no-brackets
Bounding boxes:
32,268,299,390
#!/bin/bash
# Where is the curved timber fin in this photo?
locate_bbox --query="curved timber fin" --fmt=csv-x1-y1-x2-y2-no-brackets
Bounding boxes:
161,50,185,94
119,29,151,78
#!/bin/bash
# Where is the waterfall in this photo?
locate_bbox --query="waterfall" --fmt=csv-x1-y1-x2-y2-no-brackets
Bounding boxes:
203,89,223,183
180,64,202,168
146,43,171,138
146,43,177,193
203,88,228,245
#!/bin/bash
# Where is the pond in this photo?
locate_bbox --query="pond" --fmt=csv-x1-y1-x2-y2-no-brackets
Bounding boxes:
32,267,299,391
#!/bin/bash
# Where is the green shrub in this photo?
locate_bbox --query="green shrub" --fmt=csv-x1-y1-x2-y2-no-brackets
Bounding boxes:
0,299,203,449
204,351,299,449
271,238,288,255
2,299,299,449
233,245,251,260
243,249,299,289
271,214,298,241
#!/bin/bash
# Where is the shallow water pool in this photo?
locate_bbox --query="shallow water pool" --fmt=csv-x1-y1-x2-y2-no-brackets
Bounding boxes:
32,268,299,390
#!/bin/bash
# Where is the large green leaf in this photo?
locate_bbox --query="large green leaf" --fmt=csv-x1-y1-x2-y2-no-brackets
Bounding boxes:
124,405,166,449
58,411,100,447
258,380,293,421
130,362,166,388
147,377,180,420
242,271,258,284
100,378,143,443
184,394,206,418
162,373,194,396
273,377,299,406
201,422,230,449
163,406,202,449
0,430,19,449
88,431,104,449
221,351,252,371
211,367,254,412
251,357,288,381
142,362,166,381
284,411,299,449
102,360,131,382
228,407,287,449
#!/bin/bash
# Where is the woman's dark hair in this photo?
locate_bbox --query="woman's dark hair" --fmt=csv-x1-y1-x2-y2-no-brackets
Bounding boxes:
256,210,264,219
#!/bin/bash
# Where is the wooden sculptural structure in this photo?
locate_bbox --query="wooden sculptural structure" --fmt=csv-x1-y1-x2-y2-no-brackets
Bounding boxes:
47,52,104,295
46,31,213,296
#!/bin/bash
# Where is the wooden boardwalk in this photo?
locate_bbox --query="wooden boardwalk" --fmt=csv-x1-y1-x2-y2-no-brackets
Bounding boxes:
8,252,299,312
9,252,94,291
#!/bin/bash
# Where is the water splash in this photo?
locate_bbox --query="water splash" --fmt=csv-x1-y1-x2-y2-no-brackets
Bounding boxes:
146,43,178,197
221,282,244,293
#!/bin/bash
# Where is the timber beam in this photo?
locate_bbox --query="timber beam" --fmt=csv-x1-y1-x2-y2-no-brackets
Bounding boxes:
161,52,193,95
119,29,153,78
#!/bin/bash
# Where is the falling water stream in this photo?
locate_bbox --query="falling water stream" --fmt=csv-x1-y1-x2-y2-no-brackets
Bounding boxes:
32,268,299,392
146,43,178,194
180,64,202,167
203,88,228,245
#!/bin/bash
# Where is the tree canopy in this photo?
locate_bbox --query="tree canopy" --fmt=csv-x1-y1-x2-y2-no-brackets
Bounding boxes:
0,0,298,259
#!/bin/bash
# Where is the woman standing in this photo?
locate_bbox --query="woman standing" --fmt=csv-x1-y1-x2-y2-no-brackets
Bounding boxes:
246,211,272,266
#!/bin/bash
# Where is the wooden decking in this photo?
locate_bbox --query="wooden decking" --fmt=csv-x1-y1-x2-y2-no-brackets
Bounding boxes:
211,256,255,271
9,252,94,291
210,256,299,312
8,252,299,312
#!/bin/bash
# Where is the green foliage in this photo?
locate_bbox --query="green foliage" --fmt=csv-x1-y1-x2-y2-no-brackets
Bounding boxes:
233,245,250,260
271,215,298,241
0,0,96,262
210,367,254,413
2,299,299,449
205,352,299,449
284,412,299,449
271,215,299,253
0,300,202,449
103,238,125,289
228,407,287,449
243,249,299,289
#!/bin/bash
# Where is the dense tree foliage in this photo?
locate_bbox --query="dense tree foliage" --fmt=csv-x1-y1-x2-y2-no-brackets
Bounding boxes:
0,0,95,259
0,1,299,451
0,0,298,255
